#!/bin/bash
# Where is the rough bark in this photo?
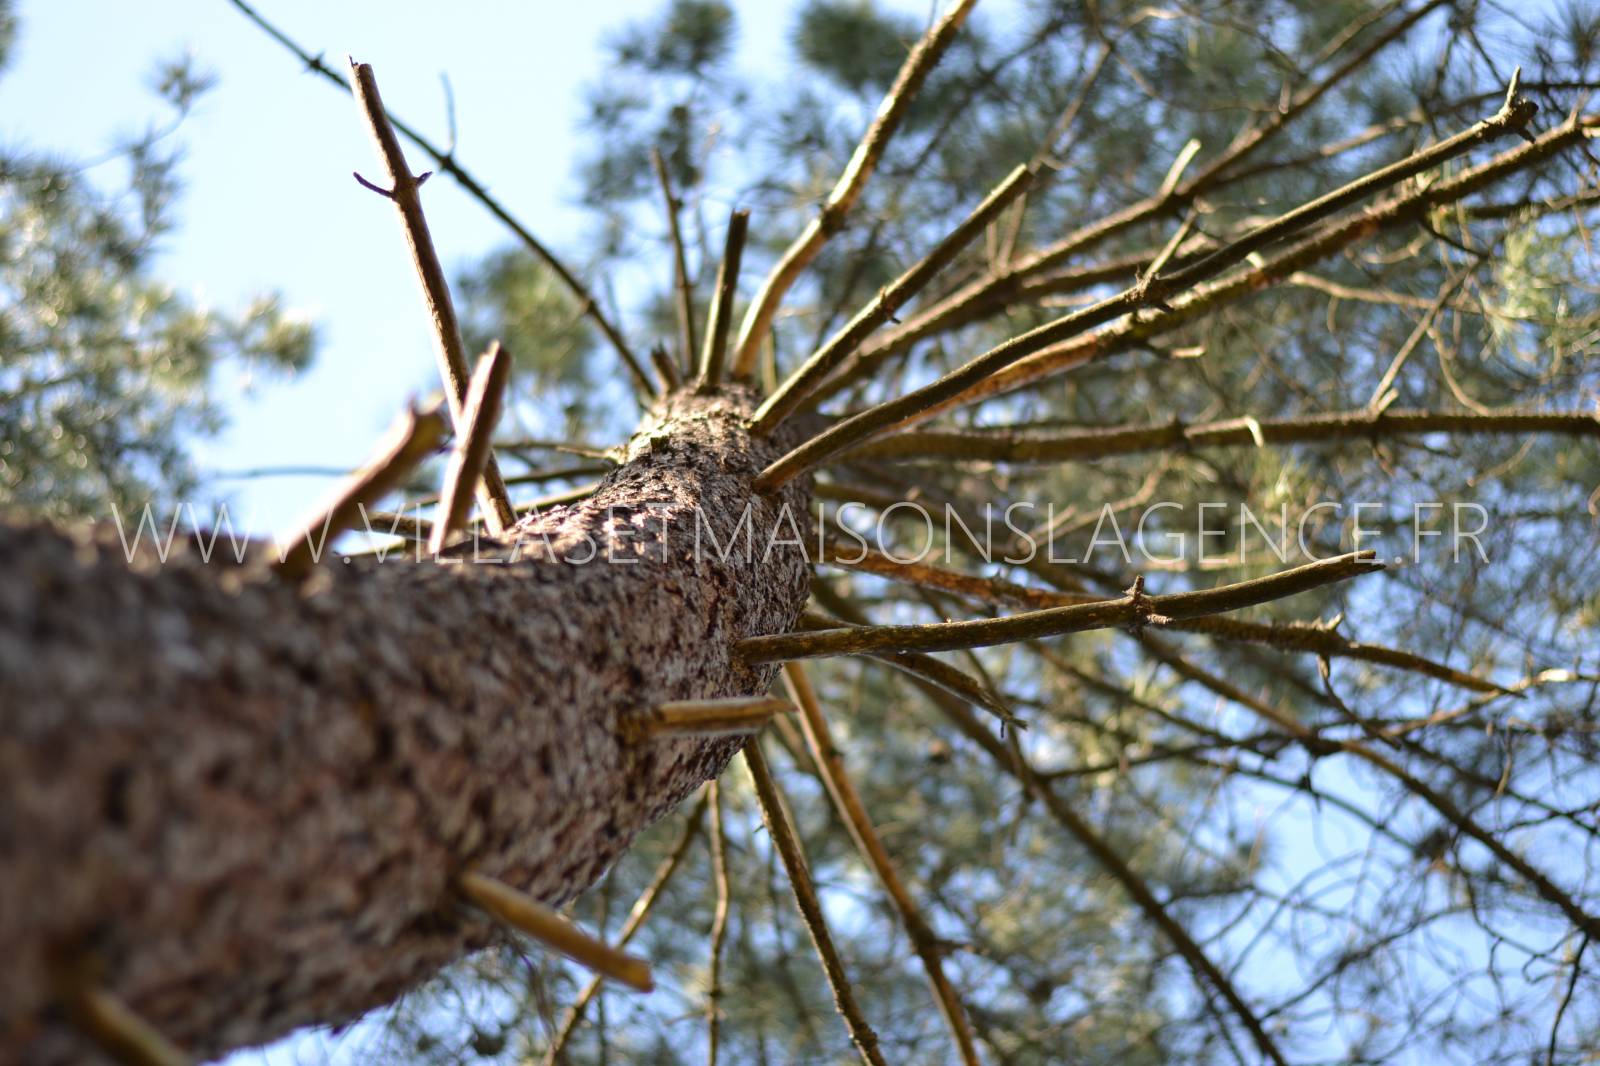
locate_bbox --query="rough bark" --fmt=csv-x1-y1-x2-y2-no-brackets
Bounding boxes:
0,387,813,1064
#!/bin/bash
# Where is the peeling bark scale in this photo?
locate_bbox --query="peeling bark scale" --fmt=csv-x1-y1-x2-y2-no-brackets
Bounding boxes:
0,388,813,1063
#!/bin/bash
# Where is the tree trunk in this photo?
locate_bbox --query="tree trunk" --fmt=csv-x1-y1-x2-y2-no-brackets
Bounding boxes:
0,388,813,1064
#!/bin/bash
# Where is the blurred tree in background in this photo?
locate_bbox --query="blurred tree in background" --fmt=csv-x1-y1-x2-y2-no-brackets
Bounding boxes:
0,0,313,520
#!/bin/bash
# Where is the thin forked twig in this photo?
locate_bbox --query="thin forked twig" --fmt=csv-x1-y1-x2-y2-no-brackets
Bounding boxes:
347,59,517,533
753,80,1538,491
541,793,709,1066
742,741,887,1066
227,2,645,395
743,551,1383,662
730,0,980,375
455,871,653,992
699,209,751,390
751,162,1036,433
783,663,981,1065
652,148,699,376
429,343,511,554
276,404,449,580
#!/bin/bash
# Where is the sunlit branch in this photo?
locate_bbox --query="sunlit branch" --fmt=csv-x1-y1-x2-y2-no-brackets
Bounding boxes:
754,84,1539,490
348,60,519,533
730,0,979,375
276,404,448,580
652,148,700,375
540,793,708,1065
845,409,1600,463
698,209,751,391
751,162,1035,432
429,343,512,554
743,551,1382,662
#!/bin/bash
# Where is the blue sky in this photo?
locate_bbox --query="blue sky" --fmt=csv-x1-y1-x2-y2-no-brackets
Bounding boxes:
0,0,911,537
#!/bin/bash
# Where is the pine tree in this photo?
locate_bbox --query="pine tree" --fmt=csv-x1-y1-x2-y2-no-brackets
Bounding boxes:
4,1,1599,1063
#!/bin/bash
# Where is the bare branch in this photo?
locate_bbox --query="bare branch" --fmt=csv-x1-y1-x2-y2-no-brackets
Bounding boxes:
847,408,1600,463
226,4,645,395
698,209,751,391
347,60,518,533
815,595,1288,1066
455,872,653,993
741,741,887,1066
730,0,980,374
751,162,1035,433
706,781,732,1066
541,793,708,1065
783,664,981,1065
429,343,512,554
743,551,1383,662
276,404,448,580
898,109,1600,422
754,84,1540,490
61,982,189,1066
652,148,699,375
619,697,795,741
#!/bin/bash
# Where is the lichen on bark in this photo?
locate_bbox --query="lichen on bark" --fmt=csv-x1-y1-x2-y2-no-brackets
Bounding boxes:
0,386,812,1064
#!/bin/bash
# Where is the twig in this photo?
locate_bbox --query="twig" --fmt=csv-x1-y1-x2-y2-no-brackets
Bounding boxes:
347,59,517,533
730,0,980,375
541,793,709,1066
751,162,1035,433
798,606,1022,729
428,343,511,554
455,871,653,992
742,741,887,1066
226,2,645,396
60,982,190,1066
1366,262,1480,408
706,780,732,1066
783,663,981,1065
742,551,1382,662
653,148,699,375
1546,934,1590,1066
698,209,751,390
753,80,1539,490
847,408,1600,463
618,697,796,742
1154,644,1600,940
276,404,448,580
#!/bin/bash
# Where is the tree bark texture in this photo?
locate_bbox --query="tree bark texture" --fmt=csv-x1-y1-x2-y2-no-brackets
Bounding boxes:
0,388,813,1064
